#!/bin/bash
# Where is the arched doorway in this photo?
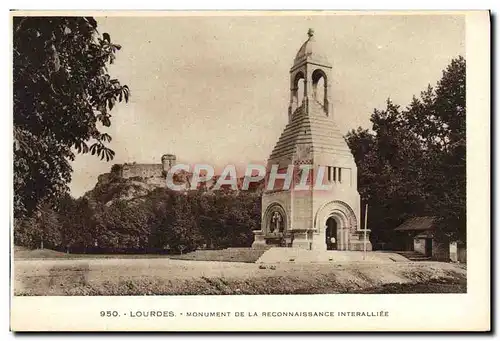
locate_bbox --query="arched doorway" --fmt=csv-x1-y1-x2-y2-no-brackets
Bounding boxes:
325,217,338,250
314,200,358,251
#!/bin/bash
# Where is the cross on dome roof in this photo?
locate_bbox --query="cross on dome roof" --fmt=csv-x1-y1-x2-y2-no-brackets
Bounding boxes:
293,29,330,67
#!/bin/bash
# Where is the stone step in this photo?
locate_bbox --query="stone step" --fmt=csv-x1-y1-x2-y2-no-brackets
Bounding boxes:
256,247,410,264
394,251,432,261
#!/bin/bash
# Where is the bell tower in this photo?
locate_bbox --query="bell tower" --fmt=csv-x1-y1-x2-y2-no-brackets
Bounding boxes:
288,28,332,121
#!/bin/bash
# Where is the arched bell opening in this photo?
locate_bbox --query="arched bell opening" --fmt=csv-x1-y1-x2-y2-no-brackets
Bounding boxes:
290,71,305,115
312,69,329,114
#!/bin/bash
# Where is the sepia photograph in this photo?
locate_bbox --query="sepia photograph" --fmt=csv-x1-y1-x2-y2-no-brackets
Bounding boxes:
10,10,490,332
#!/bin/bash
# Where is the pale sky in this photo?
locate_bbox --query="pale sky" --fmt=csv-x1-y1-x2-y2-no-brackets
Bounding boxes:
69,13,464,197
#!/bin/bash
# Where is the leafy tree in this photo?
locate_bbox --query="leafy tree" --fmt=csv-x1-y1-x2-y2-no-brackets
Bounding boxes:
68,197,98,252
14,203,62,249
346,100,427,247
13,16,129,217
166,193,203,253
94,201,151,251
146,188,176,251
14,214,38,249
55,193,77,252
406,56,466,241
346,56,466,246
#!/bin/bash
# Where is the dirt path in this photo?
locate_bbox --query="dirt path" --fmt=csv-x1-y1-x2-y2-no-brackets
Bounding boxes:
14,258,466,296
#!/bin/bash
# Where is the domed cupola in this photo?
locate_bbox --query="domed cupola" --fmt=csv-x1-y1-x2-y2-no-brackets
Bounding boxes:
293,29,331,67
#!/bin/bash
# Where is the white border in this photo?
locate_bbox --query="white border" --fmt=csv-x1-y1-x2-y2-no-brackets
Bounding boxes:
4,4,494,336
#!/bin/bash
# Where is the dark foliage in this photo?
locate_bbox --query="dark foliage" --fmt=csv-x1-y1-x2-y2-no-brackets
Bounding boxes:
345,56,466,246
13,16,129,218
14,188,261,254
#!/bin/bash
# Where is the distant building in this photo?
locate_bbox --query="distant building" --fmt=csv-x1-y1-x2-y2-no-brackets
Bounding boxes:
111,154,177,179
394,216,466,263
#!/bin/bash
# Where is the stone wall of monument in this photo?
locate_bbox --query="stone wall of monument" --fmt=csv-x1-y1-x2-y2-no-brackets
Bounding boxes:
292,191,313,231
122,163,163,179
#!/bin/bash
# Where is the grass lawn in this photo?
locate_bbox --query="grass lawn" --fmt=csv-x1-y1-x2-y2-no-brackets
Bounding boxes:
167,248,268,263
13,246,268,263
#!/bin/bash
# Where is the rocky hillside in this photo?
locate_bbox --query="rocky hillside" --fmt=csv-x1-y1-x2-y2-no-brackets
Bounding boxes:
82,172,165,206
82,169,264,206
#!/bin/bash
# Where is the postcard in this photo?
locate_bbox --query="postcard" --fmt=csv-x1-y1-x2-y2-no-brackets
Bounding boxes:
10,10,490,332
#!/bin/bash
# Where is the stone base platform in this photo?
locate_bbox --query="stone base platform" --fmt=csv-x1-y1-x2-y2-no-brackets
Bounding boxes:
255,248,409,264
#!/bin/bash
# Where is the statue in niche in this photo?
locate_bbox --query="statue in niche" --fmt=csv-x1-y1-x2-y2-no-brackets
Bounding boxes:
270,211,284,234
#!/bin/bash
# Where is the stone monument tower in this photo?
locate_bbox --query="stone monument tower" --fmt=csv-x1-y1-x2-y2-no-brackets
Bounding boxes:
252,29,371,251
